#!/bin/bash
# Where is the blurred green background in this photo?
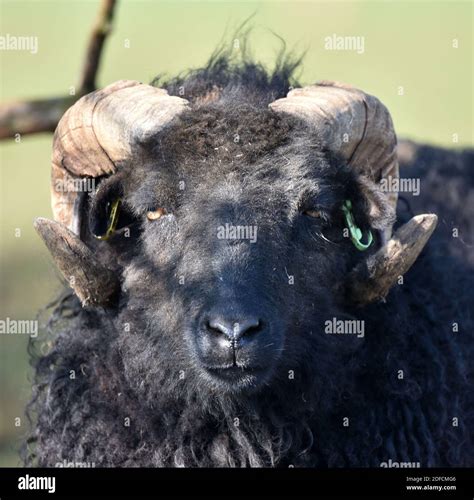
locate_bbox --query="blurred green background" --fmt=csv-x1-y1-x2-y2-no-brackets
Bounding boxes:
0,0,472,466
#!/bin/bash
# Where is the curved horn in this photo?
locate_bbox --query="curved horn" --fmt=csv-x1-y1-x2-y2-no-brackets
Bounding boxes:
270,82,438,306
270,81,399,238
38,81,188,307
34,218,119,307
51,80,189,233
349,214,438,305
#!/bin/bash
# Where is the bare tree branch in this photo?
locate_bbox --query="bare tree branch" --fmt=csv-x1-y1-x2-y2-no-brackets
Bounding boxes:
0,0,117,140
79,0,117,93
0,96,77,138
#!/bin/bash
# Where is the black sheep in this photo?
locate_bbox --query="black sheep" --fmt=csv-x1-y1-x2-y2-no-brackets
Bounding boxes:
24,49,473,467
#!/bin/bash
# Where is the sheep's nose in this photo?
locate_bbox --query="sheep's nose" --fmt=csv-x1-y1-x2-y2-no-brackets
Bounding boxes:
195,307,275,375
194,307,271,367
206,316,262,340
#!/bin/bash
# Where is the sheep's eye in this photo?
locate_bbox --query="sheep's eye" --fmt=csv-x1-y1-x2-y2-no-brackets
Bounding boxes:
146,208,167,221
303,209,322,219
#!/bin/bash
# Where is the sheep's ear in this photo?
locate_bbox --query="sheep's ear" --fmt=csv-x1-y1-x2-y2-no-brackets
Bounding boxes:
34,217,120,307
354,175,396,238
88,175,137,241
89,176,123,239
347,214,438,306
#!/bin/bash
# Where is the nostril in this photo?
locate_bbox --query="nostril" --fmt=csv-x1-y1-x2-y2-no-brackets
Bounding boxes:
205,320,226,337
237,319,262,337
206,316,263,340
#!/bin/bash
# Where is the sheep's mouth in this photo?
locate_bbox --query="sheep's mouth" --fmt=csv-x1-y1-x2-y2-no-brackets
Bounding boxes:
202,363,270,391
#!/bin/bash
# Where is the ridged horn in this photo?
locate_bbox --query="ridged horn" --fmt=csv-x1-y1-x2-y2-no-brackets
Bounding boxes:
51,80,189,233
349,214,438,305
270,81,399,239
38,81,188,308
34,217,120,307
270,81,438,306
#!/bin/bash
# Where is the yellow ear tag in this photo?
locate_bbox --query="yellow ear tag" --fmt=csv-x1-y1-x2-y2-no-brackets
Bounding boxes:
95,198,121,241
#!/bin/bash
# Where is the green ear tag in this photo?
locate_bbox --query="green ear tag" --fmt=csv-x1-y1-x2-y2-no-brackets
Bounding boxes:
95,198,121,241
342,200,373,251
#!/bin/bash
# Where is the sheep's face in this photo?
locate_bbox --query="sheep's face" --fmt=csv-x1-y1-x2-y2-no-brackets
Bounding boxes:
94,107,373,401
